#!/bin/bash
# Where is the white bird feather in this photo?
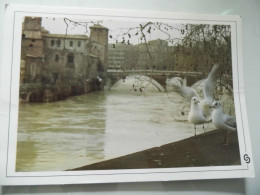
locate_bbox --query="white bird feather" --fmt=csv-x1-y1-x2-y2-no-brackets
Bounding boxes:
203,64,220,103
188,96,207,136
167,64,220,129
211,101,237,145
166,77,199,102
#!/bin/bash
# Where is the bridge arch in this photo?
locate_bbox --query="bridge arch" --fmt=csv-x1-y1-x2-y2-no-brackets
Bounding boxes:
111,75,165,92
107,70,203,89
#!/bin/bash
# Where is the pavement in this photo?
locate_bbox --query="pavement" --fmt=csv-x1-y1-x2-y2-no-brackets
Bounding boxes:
70,129,241,171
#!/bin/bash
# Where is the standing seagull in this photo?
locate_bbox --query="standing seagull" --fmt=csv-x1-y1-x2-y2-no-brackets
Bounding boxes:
211,101,237,145
188,96,207,136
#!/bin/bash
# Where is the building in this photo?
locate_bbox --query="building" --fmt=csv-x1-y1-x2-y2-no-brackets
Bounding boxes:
20,17,108,102
107,39,174,71
136,39,174,70
89,24,109,72
108,43,138,70
21,17,44,83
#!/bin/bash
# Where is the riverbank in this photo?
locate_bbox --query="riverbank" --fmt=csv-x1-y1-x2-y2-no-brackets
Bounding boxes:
19,79,103,103
71,129,240,170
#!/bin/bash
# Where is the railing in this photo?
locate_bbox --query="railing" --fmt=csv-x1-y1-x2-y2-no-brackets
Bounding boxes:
107,69,203,77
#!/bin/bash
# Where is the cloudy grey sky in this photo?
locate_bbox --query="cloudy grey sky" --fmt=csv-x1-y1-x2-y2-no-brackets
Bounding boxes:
42,17,184,45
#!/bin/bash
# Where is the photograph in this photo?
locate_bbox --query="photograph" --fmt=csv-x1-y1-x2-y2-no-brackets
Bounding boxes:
17,16,240,172
0,4,254,185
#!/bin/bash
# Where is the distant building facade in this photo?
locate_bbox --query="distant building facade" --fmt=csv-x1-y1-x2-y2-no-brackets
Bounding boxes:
20,17,108,102
108,43,138,70
136,39,174,70
107,39,174,71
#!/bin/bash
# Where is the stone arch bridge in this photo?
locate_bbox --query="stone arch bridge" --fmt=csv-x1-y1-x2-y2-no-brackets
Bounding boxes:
107,69,204,88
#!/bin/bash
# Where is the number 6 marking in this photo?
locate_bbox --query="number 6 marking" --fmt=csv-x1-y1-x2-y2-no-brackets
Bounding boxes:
244,154,251,164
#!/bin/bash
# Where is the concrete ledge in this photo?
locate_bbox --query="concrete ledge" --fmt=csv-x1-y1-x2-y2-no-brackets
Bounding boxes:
70,129,240,171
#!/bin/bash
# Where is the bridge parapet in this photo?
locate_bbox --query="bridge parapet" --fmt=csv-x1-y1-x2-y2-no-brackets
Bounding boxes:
107,69,202,76
107,69,204,87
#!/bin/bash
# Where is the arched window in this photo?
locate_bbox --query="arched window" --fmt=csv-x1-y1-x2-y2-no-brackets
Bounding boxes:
67,53,74,63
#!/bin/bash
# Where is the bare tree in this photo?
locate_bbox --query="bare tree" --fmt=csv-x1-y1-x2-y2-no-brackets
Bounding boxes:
59,19,233,101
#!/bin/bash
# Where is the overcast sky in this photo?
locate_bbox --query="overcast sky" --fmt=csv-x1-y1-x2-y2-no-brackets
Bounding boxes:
42,17,184,46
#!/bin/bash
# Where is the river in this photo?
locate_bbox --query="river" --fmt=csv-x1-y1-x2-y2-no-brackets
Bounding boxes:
16,90,215,172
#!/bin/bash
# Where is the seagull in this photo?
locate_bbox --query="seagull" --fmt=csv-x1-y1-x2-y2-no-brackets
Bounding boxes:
200,99,212,121
188,96,207,136
166,64,219,105
210,101,237,145
203,64,220,103
96,75,102,83
167,64,219,121
166,77,199,102
198,64,220,121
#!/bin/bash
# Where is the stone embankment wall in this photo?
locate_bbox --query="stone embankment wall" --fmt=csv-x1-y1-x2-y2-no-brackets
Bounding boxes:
19,79,102,103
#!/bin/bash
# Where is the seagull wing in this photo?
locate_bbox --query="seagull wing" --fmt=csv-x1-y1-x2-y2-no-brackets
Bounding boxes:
224,115,236,128
166,77,200,102
199,100,212,121
203,64,219,102
166,77,182,91
180,86,200,102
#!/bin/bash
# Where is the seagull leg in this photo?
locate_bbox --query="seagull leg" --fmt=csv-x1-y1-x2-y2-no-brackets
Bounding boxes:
224,131,230,146
194,125,197,137
182,101,186,114
203,124,205,133
183,101,186,109
226,131,230,146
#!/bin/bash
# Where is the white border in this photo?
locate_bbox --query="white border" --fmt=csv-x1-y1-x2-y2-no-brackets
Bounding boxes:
0,4,254,185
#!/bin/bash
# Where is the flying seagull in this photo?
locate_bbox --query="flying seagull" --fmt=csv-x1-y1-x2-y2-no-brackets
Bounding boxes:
167,64,219,121
166,77,200,102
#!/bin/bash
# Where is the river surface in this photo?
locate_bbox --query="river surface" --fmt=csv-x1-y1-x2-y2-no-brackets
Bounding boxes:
16,90,215,172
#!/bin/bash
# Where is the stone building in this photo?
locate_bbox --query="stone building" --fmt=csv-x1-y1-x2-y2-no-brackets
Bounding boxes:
43,34,89,79
20,17,108,102
89,24,109,72
21,17,45,83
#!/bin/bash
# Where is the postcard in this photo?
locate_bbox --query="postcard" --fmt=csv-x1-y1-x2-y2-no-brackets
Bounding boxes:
0,4,254,185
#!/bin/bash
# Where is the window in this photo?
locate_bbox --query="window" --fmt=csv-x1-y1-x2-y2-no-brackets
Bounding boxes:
29,44,33,47
52,72,58,82
57,40,61,47
78,41,81,47
51,40,55,47
70,41,73,47
67,53,74,63
32,39,35,42
55,55,59,62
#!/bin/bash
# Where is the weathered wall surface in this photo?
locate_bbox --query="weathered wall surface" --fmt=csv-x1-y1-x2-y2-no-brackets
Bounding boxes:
19,17,107,103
